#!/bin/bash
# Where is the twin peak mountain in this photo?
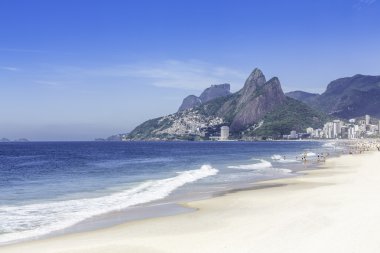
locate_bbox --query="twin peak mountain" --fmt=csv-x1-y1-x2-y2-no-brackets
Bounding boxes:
127,68,326,140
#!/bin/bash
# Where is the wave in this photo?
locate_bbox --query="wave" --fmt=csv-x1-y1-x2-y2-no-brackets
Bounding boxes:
277,159,298,163
299,152,317,157
228,159,272,170
0,165,218,244
228,160,292,175
271,154,282,160
322,142,336,148
271,154,298,163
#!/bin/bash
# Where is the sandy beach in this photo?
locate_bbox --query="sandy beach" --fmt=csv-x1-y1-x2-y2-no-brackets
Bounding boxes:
2,151,380,253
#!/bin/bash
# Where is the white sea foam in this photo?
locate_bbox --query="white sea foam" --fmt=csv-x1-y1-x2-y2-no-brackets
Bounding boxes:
299,152,317,157
279,169,292,173
322,142,336,148
0,165,218,244
228,159,272,170
271,154,282,160
277,159,298,163
228,159,292,175
271,154,298,163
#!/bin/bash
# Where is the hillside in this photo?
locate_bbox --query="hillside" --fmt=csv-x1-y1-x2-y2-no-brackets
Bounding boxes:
287,74,380,119
127,68,328,140
249,98,329,137
285,91,320,104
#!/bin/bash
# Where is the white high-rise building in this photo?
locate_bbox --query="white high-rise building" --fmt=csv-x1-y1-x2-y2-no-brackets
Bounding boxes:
220,126,229,140
333,120,342,138
323,122,334,139
348,126,355,139
365,115,370,125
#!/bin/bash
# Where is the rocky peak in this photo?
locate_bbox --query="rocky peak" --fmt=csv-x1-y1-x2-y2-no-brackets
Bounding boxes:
178,95,202,112
199,83,231,103
263,77,281,90
230,76,286,132
237,68,267,105
241,68,266,93
178,83,231,112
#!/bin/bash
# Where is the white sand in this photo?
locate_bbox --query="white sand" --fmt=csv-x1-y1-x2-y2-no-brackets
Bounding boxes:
2,152,380,253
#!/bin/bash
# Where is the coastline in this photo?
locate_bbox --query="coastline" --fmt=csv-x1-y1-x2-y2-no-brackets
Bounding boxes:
2,150,380,253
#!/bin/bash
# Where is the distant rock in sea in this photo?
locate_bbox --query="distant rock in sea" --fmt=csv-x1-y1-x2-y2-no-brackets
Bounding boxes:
100,133,129,141
14,138,29,142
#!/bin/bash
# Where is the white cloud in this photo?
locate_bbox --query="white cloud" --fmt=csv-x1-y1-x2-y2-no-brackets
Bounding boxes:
0,66,19,71
360,0,376,4
354,0,377,9
86,60,246,90
34,80,62,87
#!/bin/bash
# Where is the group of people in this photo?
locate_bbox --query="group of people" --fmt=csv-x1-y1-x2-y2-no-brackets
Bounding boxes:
295,152,328,163
347,140,380,154
285,140,380,165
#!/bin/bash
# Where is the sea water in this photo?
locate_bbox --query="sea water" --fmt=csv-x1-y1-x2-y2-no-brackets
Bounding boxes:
0,141,340,244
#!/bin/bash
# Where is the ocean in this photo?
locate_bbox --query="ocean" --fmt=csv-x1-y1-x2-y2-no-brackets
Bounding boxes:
0,141,340,244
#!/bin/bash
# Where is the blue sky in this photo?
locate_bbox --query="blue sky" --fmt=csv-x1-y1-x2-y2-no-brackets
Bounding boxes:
0,0,379,140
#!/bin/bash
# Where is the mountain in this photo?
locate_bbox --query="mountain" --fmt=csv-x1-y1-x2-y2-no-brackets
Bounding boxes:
178,83,231,111
313,74,380,118
178,95,202,112
287,74,380,119
0,138,10,142
127,68,328,140
285,91,319,104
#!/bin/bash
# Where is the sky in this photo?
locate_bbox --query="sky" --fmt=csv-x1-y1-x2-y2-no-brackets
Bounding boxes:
0,0,379,141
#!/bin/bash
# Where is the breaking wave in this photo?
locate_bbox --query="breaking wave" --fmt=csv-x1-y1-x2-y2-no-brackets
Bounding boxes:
228,159,272,170
0,165,218,244
271,154,298,163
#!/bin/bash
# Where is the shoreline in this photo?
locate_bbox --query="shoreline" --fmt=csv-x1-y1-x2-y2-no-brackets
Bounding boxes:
2,149,380,252
0,140,331,246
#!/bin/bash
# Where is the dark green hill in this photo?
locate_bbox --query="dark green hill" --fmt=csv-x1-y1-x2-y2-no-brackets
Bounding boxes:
288,74,380,119
249,98,329,137
285,91,319,104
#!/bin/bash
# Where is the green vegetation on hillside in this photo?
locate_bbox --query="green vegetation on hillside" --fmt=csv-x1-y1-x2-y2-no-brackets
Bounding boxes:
250,98,330,137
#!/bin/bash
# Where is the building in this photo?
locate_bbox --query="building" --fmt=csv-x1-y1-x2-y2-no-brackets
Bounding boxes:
308,114,380,140
323,122,334,139
332,120,342,138
365,115,371,125
220,126,229,140
289,130,297,139
348,125,356,139
306,127,314,135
